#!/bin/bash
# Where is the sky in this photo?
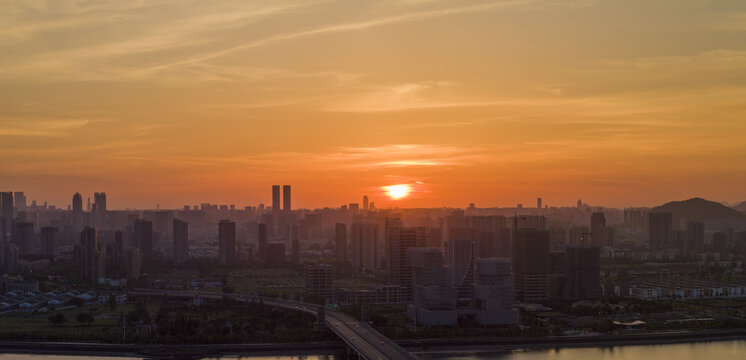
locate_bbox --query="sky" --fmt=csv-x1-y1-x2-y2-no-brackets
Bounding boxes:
1,0,746,210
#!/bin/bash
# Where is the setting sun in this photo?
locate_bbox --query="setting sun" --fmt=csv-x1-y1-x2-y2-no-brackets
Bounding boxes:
384,184,411,200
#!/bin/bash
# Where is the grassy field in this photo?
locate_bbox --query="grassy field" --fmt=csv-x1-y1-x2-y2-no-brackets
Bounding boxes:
0,303,157,339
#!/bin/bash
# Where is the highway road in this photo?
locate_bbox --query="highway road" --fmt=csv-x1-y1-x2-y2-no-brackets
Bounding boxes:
129,289,418,360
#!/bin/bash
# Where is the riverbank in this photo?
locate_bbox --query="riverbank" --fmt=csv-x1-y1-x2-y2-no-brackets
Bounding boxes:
1,329,745,358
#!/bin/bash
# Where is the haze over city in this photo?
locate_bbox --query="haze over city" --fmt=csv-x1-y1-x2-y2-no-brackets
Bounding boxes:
3,2,746,359
3,0,746,209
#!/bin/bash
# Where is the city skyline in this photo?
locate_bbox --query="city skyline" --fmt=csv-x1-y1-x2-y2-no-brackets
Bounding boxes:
2,0,746,209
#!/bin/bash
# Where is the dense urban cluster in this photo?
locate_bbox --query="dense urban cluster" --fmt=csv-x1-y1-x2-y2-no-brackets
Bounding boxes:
1,189,746,342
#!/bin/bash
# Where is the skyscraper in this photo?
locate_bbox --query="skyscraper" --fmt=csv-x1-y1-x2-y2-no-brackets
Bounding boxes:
258,222,268,259
173,219,189,264
272,185,280,233
133,219,153,263
590,212,606,247
363,195,369,211
291,224,300,264
335,223,347,263
474,258,519,325
564,246,600,300
513,229,550,303
72,192,83,213
387,220,427,300
79,227,105,282
13,192,26,212
14,222,34,255
218,220,236,264
686,221,705,256
350,223,379,273
41,226,58,258
537,197,542,209
445,238,475,300
283,185,291,212
649,212,673,251
1,192,13,220
93,192,107,212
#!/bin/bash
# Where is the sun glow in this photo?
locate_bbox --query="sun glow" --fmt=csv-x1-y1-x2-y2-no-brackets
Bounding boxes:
384,184,411,199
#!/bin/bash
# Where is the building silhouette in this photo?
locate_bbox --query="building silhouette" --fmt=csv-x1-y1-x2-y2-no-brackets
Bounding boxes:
291,224,300,264
386,219,427,300
445,238,475,301
173,219,188,264
133,219,153,263
13,192,26,212
305,263,334,299
283,185,291,212
649,212,673,251
78,227,105,282
335,223,347,263
272,185,281,233
41,226,58,258
513,229,550,303
14,222,34,255
564,246,600,300
258,222,268,259
218,220,236,264
590,212,606,247
1,192,13,220
72,192,83,213
350,223,378,273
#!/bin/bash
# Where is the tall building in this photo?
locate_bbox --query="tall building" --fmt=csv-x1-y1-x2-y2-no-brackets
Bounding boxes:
93,192,107,212
0,192,13,220
14,222,34,255
218,220,236,264
445,238,475,300
387,220,427,300
513,229,550,303
590,212,606,247
173,219,189,264
72,192,83,213
283,185,291,212
474,258,520,325
350,223,379,273
304,263,334,299
409,247,456,318
13,192,26,212
686,221,705,256
564,246,600,300
649,212,673,251
79,227,105,282
125,247,142,280
133,219,153,263
537,197,542,209
258,223,268,259
290,224,300,264
41,226,58,258
335,223,347,263
272,185,281,233
363,196,369,211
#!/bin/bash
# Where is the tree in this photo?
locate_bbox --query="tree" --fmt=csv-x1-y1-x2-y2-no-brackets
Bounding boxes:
76,312,95,326
48,313,67,327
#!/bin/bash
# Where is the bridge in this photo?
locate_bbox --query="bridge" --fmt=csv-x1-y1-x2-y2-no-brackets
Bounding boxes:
129,289,417,360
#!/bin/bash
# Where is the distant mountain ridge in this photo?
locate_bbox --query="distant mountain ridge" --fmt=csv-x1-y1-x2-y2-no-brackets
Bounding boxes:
733,201,746,214
651,197,746,222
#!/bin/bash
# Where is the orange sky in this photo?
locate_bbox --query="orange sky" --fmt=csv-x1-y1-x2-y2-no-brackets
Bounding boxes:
1,0,746,209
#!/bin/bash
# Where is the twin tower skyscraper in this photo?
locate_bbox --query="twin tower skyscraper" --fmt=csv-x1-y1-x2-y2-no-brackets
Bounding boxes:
272,185,291,213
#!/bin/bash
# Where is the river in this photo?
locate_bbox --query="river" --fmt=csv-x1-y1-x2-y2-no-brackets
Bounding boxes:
1,340,745,360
